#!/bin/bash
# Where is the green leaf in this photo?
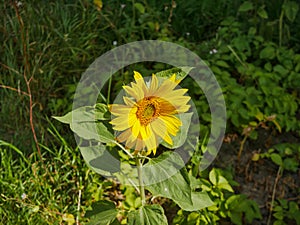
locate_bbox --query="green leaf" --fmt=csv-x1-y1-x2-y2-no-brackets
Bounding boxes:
53,103,109,124
248,27,257,35
255,112,265,121
143,152,213,211
134,3,145,14
71,122,114,143
238,1,254,12
226,195,262,224
209,169,217,186
273,64,289,76
85,200,118,225
177,192,214,211
161,113,193,149
79,145,120,176
242,199,262,222
143,152,193,207
258,6,268,19
273,220,285,225
187,212,200,224
228,211,242,225
128,205,168,225
215,60,230,68
264,62,272,72
260,46,276,59
288,71,300,88
282,1,299,22
209,169,234,192
283,157,299,172
249,130,258,140
155,66,194,81
270,153,283,166
53,104,115,143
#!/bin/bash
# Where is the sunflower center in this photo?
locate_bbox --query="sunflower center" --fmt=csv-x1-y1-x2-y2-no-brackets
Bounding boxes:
136,97,160,126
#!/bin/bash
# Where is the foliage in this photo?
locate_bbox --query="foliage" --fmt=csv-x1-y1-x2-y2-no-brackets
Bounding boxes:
256,142,300,172
201,16,300,134
0,0,299,224
272,199,300,225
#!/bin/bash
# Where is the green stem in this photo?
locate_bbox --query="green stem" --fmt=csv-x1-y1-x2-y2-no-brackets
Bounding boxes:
114,141,134,158
107,76,112,104
136,157,146,206
279,10,284,47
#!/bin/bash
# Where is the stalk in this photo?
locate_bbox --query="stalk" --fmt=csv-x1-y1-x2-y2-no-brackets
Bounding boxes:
136,157,146,206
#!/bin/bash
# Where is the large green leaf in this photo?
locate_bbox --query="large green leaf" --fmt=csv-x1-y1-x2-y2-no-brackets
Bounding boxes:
71,121,114,143
53,103,114,143
85,200,119,225
53,103,109,123
161,113,193,149
143,152,192,206
127,205,168,225
143,152,213,211
79,145,120,176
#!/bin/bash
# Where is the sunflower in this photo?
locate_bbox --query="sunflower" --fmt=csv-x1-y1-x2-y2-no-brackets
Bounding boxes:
109,71,191,155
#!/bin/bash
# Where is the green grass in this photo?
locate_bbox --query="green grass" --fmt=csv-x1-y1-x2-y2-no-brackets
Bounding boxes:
0,0,114,150
0,123,108,224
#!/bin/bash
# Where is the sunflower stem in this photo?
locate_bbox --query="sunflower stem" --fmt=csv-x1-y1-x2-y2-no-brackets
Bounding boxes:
136,157,146,206
114,141,134,158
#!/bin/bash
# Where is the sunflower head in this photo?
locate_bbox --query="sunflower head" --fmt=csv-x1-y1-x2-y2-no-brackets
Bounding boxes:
110,71,191,155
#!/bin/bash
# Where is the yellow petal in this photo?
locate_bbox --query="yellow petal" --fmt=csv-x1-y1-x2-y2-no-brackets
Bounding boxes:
169,74,176,82
139,125,150,140
135,138,144,151
123,96,136,106
125,137,136,149
154,78,178,96
151,148,157,155
110,116,133,130
151,118,173,145
110,104,132,115
169,74,180,84
144,125,157,150
159,115,181,136
133,71,147,93
134,71,143,80
158,99,177,115
176,105,190,114
132,119,141,138
148,74,158,95
131,82,144,100
117,129,131,142
163,88,188,99
123,85,140,100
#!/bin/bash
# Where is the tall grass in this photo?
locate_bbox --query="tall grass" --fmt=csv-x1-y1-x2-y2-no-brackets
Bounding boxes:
1,0,113,151
0,122,107,224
